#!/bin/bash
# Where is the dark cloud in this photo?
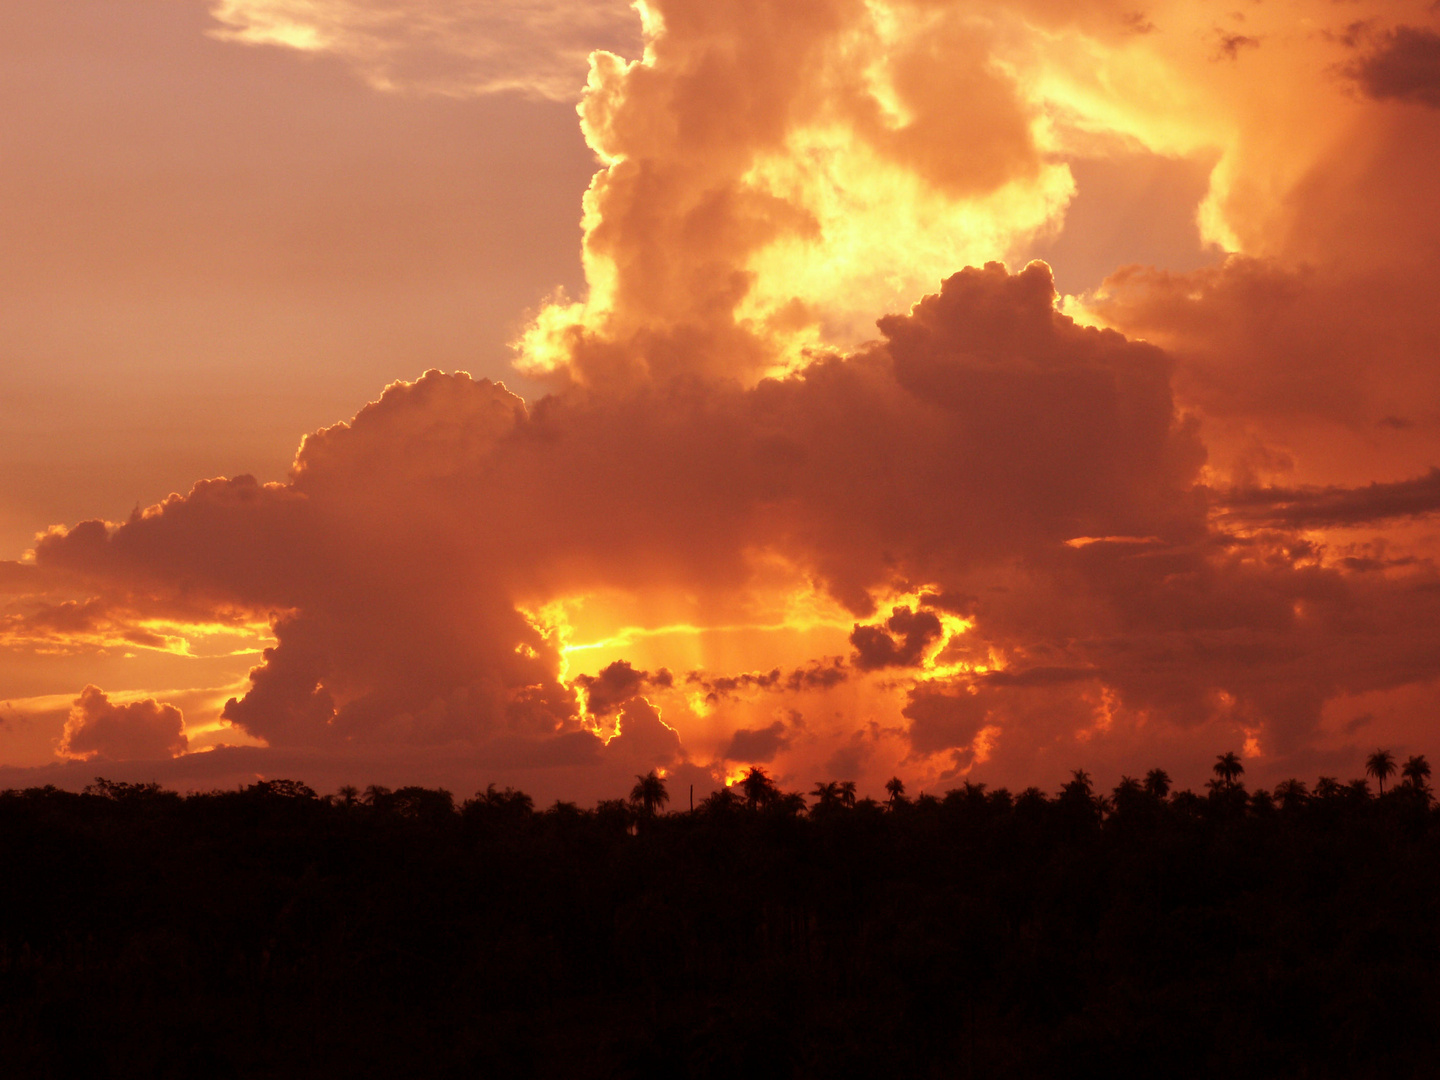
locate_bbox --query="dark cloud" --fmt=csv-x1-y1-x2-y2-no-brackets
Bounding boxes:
606,698,684,769
575,660,667,717
978,666,1099,688
850,605,944,670
686,659,850,703
903,684,990,758
1121,12,1156,35
722,720,793,763
788,659,848,691
1215,33,1259,61
1223,469,1440,528
1349,26,1440,108
1338,555,1418,573
687,667,785,700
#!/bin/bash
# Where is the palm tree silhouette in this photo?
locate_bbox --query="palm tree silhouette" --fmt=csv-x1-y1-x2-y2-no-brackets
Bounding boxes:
811,780,842,810
885,776,907,806
1402,754,1432,792
1111,776,1145,817
1062,769,1093,800
1274,778,1308,810
1365,749,1397,795
1143,769,1171,800
839,780,858,808
1213,752,1244,789
629,770,669,816
1315,775,1342,799
701,786,740,814
741,766,777,809
1057,769,1101,824
778,791,808,816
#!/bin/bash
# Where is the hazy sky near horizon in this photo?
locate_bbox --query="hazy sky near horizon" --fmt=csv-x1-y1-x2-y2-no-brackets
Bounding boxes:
5,0,1440,803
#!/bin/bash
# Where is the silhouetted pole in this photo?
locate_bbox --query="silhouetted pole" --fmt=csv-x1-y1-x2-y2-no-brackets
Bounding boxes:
689,784,694,812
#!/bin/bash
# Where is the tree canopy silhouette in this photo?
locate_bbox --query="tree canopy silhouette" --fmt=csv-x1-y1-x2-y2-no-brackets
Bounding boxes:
1366,749,1397,794
629,770,669,816
3,752,1438,1079
739,766,778,809
1403,754,1432,792
1213,751,1244,788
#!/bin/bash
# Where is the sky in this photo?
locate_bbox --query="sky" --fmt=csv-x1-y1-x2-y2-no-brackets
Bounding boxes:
4,0,1440,804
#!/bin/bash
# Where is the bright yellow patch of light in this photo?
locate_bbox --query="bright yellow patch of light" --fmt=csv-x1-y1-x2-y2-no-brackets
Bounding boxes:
518,599,580,680
207,1,332,51
1063,535,1161,548
631,0,663,44
858,1,916,131
738,127,1075,373
0,615,274,659
514,295,589,379
1057,292,1108,330
589,707,619,743
537,567,857,680
562,610,857,657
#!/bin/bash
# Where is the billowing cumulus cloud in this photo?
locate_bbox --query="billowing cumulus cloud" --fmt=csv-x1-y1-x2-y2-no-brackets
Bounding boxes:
14,260,1265,800
33,262,1199,758
512,0,1440,395
21,244,1440,796
58,686,188,762
518,0,1082,385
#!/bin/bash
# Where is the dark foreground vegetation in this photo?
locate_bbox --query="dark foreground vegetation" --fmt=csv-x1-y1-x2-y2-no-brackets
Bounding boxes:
3,752,1440,1079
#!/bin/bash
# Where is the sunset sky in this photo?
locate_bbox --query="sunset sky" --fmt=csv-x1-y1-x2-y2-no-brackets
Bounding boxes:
5,0,1440,803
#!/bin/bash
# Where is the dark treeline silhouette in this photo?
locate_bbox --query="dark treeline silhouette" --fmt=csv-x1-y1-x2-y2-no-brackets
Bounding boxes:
4,753,1440,1078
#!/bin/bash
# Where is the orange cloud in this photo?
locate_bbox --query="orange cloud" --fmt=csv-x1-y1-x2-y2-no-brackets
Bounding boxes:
23,262,1206,783
22,241,1440,797
519,0,1080,386
58,686,189,762
28,255,1440,796
207,0,643,100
